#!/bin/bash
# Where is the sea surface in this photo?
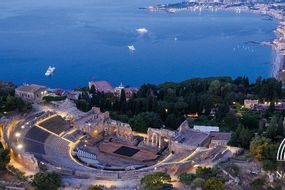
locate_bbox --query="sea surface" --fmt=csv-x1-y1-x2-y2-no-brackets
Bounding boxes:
0,0,277,89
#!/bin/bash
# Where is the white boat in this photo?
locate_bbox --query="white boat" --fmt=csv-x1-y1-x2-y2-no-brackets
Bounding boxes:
45,66,56,76
128,45,136,51
136,28,148,34
166,8,176,13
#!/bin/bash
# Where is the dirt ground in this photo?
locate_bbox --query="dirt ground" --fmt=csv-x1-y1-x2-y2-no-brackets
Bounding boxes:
0,171,34,190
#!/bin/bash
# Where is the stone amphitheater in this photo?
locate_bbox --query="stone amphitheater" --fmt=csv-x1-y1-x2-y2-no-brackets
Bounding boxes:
1,99,238,189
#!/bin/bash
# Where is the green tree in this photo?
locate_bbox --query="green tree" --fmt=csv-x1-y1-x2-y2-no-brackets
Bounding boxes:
119,89,127,113
87,185,103,190
4,95,17,111
261,143,278,171
165,114,178,130
192,178,205,188
258,119,266,135
178,173,195,185
43,96,66,102
89,85,96,94
223,113,238,129
209,80,221,96
239,127,253,149
32,172,61,190
0,148,10,170
262,160,277,171
250,178,265,190
268,101,275,113
141,172,172,190
228,125,253,149
195,166,218,179
255,78,282,101
204,177,225,190
277,116,284,139
240,111,260,129
215,103,230,121
250,136,271,161
76,99,90,112
266,116,278,139
130,112,162,132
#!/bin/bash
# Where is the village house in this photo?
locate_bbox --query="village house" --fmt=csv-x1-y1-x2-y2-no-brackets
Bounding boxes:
15,84,47,103
114,83,138,99
88,81,114,93
89,81,138,99
244,99,259,109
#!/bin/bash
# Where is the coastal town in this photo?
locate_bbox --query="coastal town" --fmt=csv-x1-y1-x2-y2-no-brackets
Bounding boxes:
1,0,285,190
145,0,285,82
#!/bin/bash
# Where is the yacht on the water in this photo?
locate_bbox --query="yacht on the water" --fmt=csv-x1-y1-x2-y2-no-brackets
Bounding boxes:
128,45,136,51
45,66,56,76
136,28,148,34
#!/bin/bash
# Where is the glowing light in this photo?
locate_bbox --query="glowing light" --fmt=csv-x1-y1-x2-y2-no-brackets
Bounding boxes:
16,144,23,149
15,132,21,138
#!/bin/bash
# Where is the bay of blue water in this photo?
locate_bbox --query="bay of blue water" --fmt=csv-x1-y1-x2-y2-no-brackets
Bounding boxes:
0,0,277,89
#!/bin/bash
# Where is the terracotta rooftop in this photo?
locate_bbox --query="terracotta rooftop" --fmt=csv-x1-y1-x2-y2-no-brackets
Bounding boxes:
89,81,113,93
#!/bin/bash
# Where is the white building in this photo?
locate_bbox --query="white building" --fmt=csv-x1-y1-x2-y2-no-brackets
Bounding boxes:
15,84,47,103
193,125,220,133
244,99,259,109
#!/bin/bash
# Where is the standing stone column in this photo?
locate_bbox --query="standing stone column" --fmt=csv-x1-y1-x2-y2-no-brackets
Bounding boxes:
156,134,159,147
115,128,118,137
158,136,162,148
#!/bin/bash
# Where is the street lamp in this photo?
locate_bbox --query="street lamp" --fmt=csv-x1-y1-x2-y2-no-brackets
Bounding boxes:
16,144,23,150
15,132,21,138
